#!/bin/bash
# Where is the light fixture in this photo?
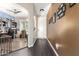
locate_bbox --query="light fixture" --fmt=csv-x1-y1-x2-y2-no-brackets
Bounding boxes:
7,9,21,14
40,9,44,11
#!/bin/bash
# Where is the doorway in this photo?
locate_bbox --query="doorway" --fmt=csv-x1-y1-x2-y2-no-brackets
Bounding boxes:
11,18,28,51
0,17,28,55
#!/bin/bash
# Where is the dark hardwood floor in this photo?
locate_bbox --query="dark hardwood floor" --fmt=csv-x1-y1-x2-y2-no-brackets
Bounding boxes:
4,39,56,56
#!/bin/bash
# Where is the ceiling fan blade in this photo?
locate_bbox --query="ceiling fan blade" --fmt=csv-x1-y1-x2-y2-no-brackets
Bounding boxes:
16,11,21,13
7,9,21,14
14,11,21,14
7,9,14,12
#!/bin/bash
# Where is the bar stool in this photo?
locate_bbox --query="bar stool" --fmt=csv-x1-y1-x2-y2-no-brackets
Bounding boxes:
0,35,12,55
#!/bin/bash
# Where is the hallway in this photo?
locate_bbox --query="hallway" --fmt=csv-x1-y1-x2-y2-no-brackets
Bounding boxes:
5,39,56,56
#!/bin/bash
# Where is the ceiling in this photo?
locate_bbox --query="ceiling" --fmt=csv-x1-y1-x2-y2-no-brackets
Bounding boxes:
0,3,51,18
34,3,51,16
0,3,29,18
17,3,51,16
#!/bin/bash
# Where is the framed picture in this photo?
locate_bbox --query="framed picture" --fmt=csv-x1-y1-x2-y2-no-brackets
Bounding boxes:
69,3,76,7
57,9,62,15
62,4,66,12
58,3,64,9
59,11,65,19
58,3,66,12
49,17,53,24
52,13,56,24
57,3,66,20
56,12,60,20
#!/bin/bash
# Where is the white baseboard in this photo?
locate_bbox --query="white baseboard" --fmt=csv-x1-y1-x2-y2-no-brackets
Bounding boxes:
47,39,59,56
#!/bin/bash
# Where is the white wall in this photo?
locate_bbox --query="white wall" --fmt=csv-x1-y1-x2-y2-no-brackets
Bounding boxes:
18,3,37,47
37,16,47,39
17,3,49,47
28,15,38,47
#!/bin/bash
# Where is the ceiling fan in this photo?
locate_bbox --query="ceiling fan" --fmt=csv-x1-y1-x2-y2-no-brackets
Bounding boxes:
7,9,21,14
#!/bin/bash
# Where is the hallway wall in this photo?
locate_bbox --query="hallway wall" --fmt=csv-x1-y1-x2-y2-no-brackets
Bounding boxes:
18,3,37,47
37,16,47,39
47,3,79,55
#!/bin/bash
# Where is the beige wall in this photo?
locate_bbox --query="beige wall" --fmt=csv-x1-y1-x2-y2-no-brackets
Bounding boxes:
47,3,79,55
47,4,60,20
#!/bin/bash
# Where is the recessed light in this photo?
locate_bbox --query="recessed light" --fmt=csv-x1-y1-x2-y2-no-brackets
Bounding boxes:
40,9,44,11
